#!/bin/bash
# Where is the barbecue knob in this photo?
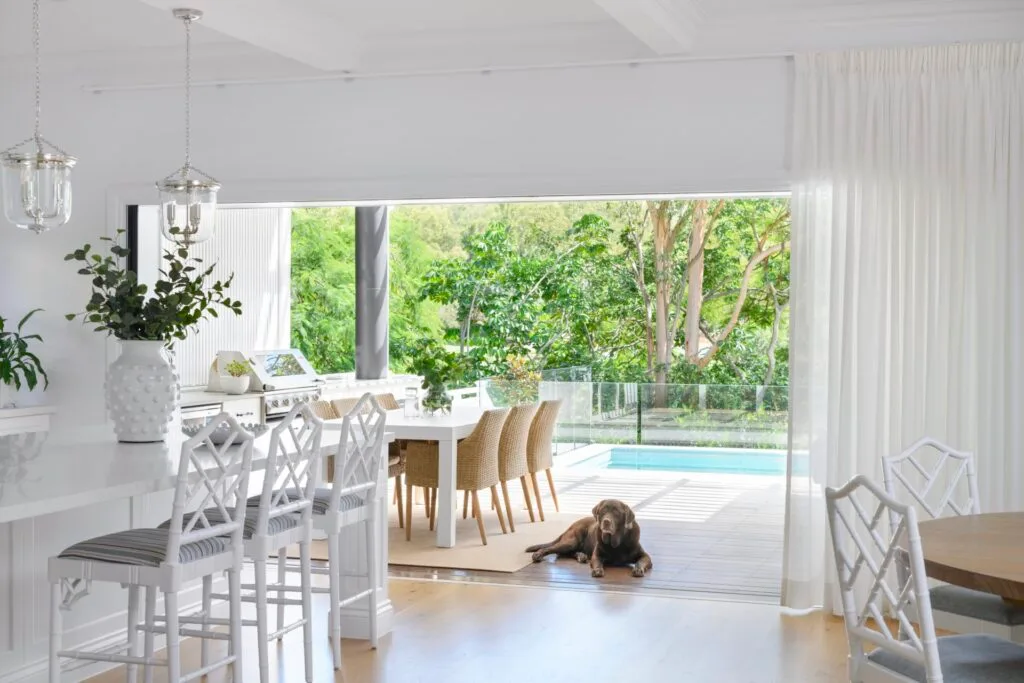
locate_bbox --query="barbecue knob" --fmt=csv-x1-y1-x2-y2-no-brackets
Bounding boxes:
283,398,291,406
271,399,280,407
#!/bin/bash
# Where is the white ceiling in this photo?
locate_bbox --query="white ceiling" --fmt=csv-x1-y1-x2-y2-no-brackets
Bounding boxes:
0,0,1021,84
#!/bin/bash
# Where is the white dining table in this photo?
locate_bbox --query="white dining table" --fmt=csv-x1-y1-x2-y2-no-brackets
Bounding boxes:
382,406,485,548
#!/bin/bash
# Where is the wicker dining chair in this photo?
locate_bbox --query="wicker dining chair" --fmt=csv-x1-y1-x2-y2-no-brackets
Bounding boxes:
404,408,510,545
526,399,563,522
495,403,539,532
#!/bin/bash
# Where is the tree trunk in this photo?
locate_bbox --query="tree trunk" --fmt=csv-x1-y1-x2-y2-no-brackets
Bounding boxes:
684,200,708,362
650,201,674,406
764,285,785,386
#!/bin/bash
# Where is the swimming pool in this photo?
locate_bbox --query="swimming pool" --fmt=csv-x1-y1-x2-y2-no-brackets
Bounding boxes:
570,445,789,475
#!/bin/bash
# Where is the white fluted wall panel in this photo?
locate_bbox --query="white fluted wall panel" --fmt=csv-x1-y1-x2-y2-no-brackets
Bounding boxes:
163,208,292,388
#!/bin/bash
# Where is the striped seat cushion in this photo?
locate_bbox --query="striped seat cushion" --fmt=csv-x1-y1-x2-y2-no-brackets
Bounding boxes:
158,507,301,540
58,528,228,567
248,489,365,515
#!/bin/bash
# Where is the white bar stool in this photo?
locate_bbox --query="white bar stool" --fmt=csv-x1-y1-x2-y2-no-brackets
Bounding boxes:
47,414,253,683
281,392,389,669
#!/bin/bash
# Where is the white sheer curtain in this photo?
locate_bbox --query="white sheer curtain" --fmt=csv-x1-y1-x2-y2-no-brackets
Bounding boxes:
782,43,1024,611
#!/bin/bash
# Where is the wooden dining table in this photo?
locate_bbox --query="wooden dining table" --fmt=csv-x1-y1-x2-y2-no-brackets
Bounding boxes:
918,512,1024,603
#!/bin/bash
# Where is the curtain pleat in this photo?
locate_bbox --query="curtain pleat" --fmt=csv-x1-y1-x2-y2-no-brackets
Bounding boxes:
782,43,1024,611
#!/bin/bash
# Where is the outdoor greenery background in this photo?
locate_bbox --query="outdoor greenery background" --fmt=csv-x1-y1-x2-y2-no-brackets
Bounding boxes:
290,199,790,392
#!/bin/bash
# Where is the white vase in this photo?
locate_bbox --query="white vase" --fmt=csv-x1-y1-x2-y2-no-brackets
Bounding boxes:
105,340,180,443
0,382,13,409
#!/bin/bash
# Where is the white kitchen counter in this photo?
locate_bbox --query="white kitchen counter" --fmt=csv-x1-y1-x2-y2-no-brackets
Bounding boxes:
0,421,393,682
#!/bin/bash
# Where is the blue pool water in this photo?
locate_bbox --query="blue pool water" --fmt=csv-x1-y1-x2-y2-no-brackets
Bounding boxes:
572,446,788,475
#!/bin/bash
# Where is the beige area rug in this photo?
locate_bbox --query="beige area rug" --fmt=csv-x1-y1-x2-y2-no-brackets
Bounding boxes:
296,501,580,573
386,509,580,573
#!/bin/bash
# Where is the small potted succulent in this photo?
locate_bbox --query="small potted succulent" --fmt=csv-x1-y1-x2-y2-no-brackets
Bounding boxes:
220,359,251,395
0,308,48,409
409,338,464,415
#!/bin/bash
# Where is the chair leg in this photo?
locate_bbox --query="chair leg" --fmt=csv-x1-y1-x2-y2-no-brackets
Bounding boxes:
520,475,536,522
365,514,379,649
228,567,243,678
165,590,180,683
127,584,140,683
531,471,546,522
546,469,560,512
491,485,508,534
471,491,487,545
500,481,516,532
405,481,414,541
276,547,288,637
299,539,314,682
49,581,61,683
424,487,432,518
395,474,405,529
463,490,470,519
143,587,156,683
200,576,212,669
254,559,270,683
327,532,342,669
429,487,438,530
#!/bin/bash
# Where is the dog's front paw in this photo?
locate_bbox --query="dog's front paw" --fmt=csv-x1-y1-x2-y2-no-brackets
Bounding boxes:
575,552,589,564
631,565,647,578
591,566,605,578
531,551,545,563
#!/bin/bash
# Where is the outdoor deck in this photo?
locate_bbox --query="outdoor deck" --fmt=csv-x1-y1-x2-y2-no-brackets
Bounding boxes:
519,465,786,600
391,461,786,602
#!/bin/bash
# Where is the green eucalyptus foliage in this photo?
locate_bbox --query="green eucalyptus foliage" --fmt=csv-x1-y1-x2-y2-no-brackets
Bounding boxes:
0,308,48,391
64,231,242,343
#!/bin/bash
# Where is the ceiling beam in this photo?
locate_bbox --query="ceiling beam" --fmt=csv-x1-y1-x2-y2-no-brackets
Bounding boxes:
137,0,357,71
591,0,699,55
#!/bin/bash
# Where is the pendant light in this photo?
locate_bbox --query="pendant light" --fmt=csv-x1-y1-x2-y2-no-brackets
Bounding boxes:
1,0,76,234
156,8,220,247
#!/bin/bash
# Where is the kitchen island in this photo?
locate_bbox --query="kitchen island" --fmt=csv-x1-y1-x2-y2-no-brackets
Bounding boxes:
0,419,392,683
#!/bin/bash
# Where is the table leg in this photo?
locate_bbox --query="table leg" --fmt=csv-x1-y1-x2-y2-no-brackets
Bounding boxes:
436,437,457,548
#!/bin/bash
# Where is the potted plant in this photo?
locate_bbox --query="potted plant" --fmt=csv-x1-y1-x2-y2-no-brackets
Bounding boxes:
220,359,252,395
66,232,242,442
0,308,48,409
409,338,464,415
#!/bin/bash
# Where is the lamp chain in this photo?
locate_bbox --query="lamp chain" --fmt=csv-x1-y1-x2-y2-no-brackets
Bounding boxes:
33,0,41,148
183,14,192,175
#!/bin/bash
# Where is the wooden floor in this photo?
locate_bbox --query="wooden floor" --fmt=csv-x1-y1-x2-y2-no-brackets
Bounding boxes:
87,579,850,683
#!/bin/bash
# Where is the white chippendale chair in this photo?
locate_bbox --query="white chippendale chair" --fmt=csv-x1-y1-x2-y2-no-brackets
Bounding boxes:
826,474,1024,683
48,413,253,683
235,403,323,683
283,392,389,670
882,437,1024,643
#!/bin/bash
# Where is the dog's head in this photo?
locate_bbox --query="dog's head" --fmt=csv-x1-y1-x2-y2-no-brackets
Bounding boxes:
592,499,636,549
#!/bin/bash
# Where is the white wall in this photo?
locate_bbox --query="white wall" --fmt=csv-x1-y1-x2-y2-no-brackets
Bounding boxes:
0,56,791,425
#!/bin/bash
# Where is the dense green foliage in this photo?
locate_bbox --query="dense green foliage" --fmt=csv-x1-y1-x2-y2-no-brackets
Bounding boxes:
65,232,241,343
290,199,790,387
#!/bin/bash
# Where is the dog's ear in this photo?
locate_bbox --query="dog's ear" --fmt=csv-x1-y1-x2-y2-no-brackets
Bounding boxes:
623,506,635,530
592,501,604,520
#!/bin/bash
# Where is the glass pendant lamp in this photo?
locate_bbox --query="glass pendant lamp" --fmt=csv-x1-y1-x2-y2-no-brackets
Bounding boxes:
1,0,76,234
156,9,220,247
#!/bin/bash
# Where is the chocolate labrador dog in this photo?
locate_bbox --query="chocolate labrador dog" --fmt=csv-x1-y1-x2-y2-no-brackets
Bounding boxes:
525,499,653,578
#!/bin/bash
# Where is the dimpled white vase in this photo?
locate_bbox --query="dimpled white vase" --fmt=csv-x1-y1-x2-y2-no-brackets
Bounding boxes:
105,340,180,443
